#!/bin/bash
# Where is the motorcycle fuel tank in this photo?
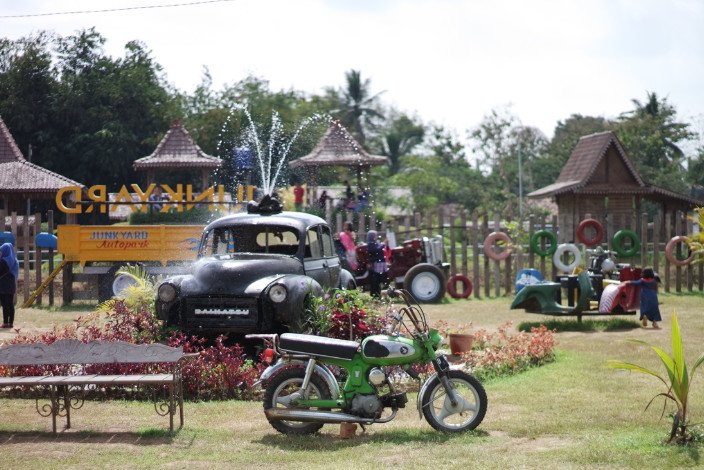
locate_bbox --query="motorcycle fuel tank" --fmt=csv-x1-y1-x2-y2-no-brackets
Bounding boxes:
361,335,422,365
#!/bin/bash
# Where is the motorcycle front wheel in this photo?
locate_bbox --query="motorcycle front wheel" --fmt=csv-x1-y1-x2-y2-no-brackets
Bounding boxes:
420,370,487,432
263,367,332,435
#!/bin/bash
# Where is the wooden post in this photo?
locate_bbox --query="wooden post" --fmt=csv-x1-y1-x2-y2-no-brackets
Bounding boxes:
471,212,480,299
528,214,535,269
675,211,682,293
664,211,671,293
640,212,648,268
460,211,468,279
34,212,42,305
414,212,421,238
493,213,501,298
48,210,55,306
23,210,30,303
551,215,558,281
653,210,661,276
449,210,457,275
482,214,490,298
539,216,546,278
426,211,433,238
686,212,693,292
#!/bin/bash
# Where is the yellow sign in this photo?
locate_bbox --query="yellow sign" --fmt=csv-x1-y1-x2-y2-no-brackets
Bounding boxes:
55,184,254,214
58,225,205,265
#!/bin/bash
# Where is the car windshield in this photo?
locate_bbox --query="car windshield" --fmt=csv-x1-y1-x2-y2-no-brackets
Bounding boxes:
201,225,300,256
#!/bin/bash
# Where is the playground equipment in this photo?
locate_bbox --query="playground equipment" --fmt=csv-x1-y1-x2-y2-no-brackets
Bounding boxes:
511,229,642,320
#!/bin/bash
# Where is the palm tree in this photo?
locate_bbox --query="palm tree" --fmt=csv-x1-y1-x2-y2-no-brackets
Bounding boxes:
334,70,384,146
379,114,425,175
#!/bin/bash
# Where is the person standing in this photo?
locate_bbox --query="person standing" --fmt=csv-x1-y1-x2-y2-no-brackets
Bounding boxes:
366,230,387,297
293,183,305,211
0,243,19,329
339,222,358,271
629,267,662,329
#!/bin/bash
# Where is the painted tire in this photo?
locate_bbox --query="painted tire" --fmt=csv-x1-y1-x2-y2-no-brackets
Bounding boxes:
576,219,604,246
553,243,582,272
612,229,640,258
483,232,512,261
665,235,694,267
447,274,473,299
529,230,558,257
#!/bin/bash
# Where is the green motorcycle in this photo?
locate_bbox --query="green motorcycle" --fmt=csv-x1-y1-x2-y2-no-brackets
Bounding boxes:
247,288,487,434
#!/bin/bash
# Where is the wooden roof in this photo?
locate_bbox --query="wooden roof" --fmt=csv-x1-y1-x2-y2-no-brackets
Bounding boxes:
0,116,82,194
133,121,221,171
528,131,703,206
288,122,387,169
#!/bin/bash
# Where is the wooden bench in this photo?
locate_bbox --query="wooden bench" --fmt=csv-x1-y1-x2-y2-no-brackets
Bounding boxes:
0,339,195,434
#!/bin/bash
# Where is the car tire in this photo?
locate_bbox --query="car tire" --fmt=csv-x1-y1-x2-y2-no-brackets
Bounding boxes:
404,263,446,303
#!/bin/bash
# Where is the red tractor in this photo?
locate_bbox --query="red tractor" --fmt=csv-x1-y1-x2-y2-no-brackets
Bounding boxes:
342,235,450,303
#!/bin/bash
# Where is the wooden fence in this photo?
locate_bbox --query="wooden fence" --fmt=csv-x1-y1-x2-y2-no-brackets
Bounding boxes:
1,207,701,307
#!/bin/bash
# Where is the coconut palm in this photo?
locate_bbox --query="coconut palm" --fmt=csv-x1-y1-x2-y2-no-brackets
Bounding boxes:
334,70,385,146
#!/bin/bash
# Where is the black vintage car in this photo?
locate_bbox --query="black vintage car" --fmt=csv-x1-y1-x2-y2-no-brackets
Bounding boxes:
156,197,356,336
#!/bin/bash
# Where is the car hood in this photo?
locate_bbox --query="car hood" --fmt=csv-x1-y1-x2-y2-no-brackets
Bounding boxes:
179,253,304,296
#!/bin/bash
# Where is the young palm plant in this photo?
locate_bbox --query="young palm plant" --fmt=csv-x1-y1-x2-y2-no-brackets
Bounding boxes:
607,312,704,443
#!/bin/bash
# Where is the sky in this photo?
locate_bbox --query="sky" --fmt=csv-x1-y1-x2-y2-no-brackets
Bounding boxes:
1,0,703,145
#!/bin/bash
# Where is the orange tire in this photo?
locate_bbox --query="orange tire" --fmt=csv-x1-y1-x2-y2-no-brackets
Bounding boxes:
447,274,472,299
665,235,694,267
483,232,512,261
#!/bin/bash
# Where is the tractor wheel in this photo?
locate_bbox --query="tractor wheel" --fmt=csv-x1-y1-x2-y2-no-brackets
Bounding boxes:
404,263,446,303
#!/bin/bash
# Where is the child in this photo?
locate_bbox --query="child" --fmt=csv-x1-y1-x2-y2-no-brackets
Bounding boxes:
0,243,19,329
629,267,662,329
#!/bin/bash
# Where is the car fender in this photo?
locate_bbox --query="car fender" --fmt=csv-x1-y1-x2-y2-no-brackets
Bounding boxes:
338,269,357,290
269,275,324,326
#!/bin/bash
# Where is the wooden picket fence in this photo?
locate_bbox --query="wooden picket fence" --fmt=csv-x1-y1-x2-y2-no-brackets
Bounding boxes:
1,206,701,306
331,207,703,298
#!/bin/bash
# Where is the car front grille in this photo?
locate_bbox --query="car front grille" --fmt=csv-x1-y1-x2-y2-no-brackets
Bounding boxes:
184,297,259,330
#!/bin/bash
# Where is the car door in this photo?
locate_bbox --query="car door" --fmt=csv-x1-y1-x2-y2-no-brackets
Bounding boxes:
303,226,329,287
320,224,341,287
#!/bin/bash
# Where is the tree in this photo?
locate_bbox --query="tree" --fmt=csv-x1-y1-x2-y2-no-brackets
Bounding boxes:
615,91,695,192
330,70,384,146
372,111,425,175
469,108,548,218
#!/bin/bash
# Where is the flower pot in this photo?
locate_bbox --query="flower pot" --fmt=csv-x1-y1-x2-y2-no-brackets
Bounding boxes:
449,333,473,355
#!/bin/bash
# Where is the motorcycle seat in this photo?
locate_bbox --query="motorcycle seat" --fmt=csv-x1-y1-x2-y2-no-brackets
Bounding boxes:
279,333,359,360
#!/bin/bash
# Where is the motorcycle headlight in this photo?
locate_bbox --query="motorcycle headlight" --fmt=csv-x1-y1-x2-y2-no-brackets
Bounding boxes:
269,284,288,303
158,283,177,303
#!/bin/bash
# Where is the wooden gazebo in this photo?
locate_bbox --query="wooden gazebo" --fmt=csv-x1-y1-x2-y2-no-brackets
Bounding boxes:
0,116,82,214
288,122,387,190
528,131,704,241
133,121,221,190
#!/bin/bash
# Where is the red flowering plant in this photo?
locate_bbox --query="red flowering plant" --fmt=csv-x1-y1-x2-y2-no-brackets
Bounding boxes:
305,289,386,341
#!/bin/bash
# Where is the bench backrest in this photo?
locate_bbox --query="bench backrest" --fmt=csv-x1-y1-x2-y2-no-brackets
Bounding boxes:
0,339,185,366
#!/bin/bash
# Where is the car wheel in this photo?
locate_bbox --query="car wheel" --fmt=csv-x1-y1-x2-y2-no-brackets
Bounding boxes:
404,263,446,303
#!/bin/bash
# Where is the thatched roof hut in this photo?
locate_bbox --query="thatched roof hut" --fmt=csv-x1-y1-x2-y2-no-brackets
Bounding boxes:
0,116,82,214
133,121,221,190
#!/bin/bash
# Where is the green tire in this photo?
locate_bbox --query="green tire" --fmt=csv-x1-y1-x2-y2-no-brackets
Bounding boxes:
612,229,640,258
530,230,557,257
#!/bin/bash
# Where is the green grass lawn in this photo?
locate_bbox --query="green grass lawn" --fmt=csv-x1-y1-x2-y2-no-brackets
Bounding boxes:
1,293,703,468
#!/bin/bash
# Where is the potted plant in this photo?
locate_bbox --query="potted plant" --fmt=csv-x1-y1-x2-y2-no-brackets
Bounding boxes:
433,321,474,355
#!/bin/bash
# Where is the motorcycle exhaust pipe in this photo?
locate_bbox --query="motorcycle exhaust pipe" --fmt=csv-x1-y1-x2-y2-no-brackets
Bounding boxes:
265,408,396,424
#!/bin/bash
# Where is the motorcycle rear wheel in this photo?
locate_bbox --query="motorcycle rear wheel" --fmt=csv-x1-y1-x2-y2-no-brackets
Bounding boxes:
420,370,487,432
263,367,332,435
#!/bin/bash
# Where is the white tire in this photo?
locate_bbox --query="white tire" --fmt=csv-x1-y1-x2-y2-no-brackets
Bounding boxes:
553,243,581,273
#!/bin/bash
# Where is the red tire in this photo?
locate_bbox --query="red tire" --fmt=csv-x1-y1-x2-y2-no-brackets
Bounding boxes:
447,274,472,299
665,235,694,267
483,232,512,261
576,219,604,246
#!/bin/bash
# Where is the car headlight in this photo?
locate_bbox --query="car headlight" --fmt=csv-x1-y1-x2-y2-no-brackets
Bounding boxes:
158,283,178,303
269,284,288,303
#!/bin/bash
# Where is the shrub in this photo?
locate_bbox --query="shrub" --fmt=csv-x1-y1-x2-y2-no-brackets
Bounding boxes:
305,289,386,341
434,320,557,381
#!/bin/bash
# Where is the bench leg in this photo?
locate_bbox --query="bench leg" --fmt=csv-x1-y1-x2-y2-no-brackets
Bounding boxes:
178,379,184,430
49,386,58,434
169,383,174,433
62,385,71,429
